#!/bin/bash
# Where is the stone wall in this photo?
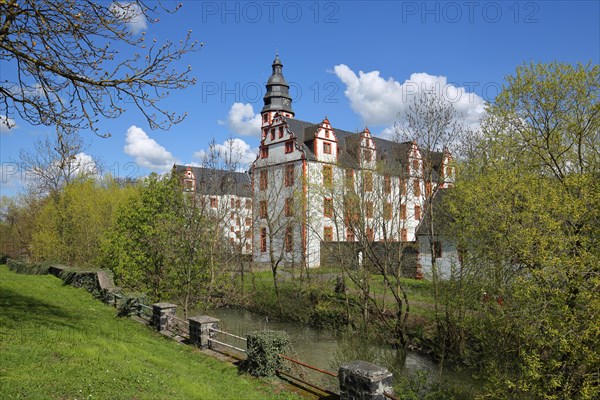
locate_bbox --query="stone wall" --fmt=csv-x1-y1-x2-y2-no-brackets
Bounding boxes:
320,241,419,278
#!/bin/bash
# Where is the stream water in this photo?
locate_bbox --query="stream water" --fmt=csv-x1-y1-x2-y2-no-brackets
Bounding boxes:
204,307,446,391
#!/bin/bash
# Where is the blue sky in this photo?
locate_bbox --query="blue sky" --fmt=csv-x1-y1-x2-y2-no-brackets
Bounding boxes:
1,0,599,196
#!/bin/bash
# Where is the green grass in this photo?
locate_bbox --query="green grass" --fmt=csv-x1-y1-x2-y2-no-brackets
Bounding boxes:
0,265,300,400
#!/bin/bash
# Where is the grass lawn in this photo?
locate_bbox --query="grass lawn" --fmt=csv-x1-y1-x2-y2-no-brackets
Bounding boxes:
0,265,300,400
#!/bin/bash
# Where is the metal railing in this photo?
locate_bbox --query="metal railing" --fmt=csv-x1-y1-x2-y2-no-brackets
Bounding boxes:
276,353,339,397
208,327,247,353
167,314,190,337
384,391,400,400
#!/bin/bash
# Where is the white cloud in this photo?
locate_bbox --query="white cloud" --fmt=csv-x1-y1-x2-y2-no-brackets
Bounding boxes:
193,138,257,170
71,152,98,177
333,65,486,130
124,125,177,171
109,2,148,34
219,103,262,137
0,115,16,133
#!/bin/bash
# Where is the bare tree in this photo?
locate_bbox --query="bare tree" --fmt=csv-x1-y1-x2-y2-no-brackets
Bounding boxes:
395,90,469,369
18,131,101,196
0,0,199,137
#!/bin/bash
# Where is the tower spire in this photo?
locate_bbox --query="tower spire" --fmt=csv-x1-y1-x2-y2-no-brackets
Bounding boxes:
262,53,294,116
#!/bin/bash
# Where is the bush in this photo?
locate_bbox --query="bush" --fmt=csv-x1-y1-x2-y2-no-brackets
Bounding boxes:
240,331,293,377
6,259,50,275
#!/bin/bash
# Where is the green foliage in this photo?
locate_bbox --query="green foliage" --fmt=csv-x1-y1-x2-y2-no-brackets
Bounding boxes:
241,331,293,377
448,62,600,399
0,265,300,400
30,177,135,266
6,258,50,275
101,172,214,315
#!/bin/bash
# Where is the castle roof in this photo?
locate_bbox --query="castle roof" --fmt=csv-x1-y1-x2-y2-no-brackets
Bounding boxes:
173,165,251,197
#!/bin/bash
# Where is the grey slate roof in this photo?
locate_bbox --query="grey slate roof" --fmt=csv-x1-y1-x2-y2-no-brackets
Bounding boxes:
173,165,252,197
282,117,443,174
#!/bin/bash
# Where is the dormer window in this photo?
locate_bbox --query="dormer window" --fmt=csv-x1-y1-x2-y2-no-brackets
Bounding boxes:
323,142,332,154
364,150,372,162
325,130,330,138
279,126,284,138
270,129,275,140
263,114,268,123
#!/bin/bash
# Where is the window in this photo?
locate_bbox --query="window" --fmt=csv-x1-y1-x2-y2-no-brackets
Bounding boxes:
236,217,241,226
210,197,218,208
434,241,443,258
345,169,354,191
263,114,268,123
384,202,392,220
324,226,333,242
346,229,355,242
245,199,252,209
245,230,252,239
230,212,235,219
260,200,267,218
414,205,421,221
324,130,330,138
285,140,294,154
364,171,373,192
245,243,252,252
285,226,293,252
365,201,373,218
401,228,408,241
245,217,252,226
323,142,332,154
425,181,432,197
230,226,234,232
364,149,372,162
260,146,269,159
413,179,421,197
324,197,333,218
231,198,235,208
400,204,407,220
260,170,268,190
260,228,267,252
366,227,374,242
270,129,275,140
285,164,294,187
323,165,333,188
278,126,284,138
400,179,406,196
384,175,391,194
285,197,294,217
236,199,241,208
412,159,419,171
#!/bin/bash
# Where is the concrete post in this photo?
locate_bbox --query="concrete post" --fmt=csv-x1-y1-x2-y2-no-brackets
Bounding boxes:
188,316,220,349
338,361,394,400
152,303,177,332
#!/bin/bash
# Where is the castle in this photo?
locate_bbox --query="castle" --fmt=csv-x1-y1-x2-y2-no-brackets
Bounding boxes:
175,55,454,274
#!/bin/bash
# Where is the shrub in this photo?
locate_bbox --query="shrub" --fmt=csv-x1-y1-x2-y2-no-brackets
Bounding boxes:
240,331,293,377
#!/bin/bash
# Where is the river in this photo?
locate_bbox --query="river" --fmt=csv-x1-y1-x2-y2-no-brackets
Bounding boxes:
203,307,451,391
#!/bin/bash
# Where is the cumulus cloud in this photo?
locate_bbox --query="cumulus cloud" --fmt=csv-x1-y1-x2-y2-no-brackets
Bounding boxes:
109,2,148,34
124,125,177,171
333,65,486,130
219,103,262,137
0,115,16,133
194,138,258,170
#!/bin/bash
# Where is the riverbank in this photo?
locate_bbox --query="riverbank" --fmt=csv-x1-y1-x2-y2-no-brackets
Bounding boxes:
0,265,301,400
228,268,439,352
